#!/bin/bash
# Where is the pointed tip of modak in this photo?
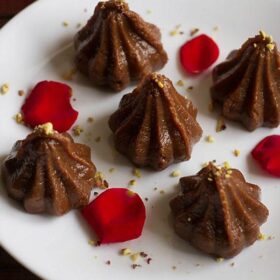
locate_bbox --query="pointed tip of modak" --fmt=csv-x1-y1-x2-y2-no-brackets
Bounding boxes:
250,30,276,52
99,0,128,12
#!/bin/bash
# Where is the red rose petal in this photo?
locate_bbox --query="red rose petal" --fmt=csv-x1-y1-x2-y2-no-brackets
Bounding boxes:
252,135,280,177
82,188,146,244
180,34,219,74
22,81,78,132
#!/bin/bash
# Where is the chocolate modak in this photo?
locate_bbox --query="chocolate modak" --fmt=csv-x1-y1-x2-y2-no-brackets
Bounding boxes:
109,73,202,170
211,31,280,131
74,0,168,91
170,163,269,258
1,123,96,215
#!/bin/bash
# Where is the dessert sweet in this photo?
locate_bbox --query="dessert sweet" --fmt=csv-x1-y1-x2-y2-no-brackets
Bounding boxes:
170,163,269,258
1,123,96,215
82,188,146,244
109,73,202,170
211,31,280,131
74,0,168,91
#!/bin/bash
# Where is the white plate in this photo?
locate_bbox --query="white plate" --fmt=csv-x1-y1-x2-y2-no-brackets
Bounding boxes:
0,0,280,279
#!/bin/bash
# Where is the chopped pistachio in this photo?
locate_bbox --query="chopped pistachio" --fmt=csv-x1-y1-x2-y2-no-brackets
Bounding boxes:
120,248,132,256
176,80,185,87
190,28,199,36
205,135,215,143
223,161,231,169
109,167,116,173
14,113,24,124
18,90,25,96
186,86,194,92
133,168,141,178
258,233,268,240
1,83,9,94
170,170,181,177
233,149,240,157
130,253,140,263
129,179,137,186
216,257,224,263
266,43,275,51
72,125,84,136
62,21,69,27
35,122,54,136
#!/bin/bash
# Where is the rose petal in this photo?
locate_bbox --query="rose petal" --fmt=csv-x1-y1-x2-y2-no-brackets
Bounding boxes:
180,34,219,74
82,188,146,244
252,135,280,177
22,81,78,132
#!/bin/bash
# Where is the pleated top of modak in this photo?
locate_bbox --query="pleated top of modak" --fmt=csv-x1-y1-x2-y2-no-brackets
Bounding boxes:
109,73,203,171
170,163,269,258
1,123,96,216
211,31,280,131
74,0,168,91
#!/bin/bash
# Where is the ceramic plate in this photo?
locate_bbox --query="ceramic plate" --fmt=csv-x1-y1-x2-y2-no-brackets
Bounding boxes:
0,0,280,279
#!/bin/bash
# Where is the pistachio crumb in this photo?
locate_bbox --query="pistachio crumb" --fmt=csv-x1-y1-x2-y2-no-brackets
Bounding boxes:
88,239,97,246
14,113,24,124
259,30,267,39
1,83,9,94
170,170,181,177
35,122,54,136
230,262,235,267
160,190,165,195
186,86,194,92
266,43,275,52
109,168,116,173
146,9,152,14
130,253,140,263
258,233,268,240
190,28,199,36
133,168,141,178
216,257,224,263
120,248,132,256
223,161,231,169
76,23,82,29
72,125,84,136
213,26,219,32
176,80,185,87
205,135,215,143
62,21,69,27
129,179,137,186
233,149,240,157
18,90,25,96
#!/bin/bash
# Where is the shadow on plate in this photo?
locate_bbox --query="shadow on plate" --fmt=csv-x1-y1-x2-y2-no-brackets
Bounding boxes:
145,188,213,266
